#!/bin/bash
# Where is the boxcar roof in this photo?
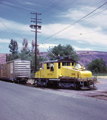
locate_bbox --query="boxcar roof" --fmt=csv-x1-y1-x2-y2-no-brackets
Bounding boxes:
1,59,30,64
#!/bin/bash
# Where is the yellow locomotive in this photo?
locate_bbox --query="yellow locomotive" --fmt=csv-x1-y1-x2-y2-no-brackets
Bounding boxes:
35,57,97,89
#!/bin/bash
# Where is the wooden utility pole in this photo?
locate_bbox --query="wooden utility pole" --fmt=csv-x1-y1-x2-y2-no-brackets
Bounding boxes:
30,12,41,72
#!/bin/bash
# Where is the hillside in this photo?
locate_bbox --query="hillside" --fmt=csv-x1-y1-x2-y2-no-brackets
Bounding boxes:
76,51,107,66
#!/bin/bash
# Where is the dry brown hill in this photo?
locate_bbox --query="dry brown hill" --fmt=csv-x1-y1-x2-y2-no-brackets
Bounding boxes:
76,51,107,66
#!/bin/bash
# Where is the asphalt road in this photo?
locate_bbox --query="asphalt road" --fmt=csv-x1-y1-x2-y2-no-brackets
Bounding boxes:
0,81,107,120
96,79,107,91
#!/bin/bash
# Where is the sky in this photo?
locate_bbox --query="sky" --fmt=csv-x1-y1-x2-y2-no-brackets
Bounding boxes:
0,0,107,53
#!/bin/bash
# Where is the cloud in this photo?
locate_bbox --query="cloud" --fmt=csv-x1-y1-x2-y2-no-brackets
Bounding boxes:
64,6,95,20
39,43,58,52
2,1,14,6
25,1,47,8
0,17,32,36
2,1,35,11
40,5,107,47
38,43,93,52
25,2,34,5
64,5,107,28
41,23,107,47
73,46,93,51
42,24,68,36
0,38,10,43
58,23,107,46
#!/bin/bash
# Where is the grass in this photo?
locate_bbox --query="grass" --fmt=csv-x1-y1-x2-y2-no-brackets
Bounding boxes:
92,73,107,79
93,73,107,76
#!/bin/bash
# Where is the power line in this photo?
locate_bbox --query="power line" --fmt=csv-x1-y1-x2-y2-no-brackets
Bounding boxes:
38,0,79,43
40,1,107,44
0,20,23,39
1,0,78,40
53,7,107,40
38,1,107,43
41,0,79,23
40,43,56,57
2,1,37,12
15,13,31,34
1,1,107,46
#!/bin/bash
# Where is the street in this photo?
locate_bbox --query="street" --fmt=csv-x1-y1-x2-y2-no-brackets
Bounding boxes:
0,80,107,120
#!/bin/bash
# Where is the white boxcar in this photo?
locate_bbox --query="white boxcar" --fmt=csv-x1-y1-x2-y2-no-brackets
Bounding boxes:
0,59,31,83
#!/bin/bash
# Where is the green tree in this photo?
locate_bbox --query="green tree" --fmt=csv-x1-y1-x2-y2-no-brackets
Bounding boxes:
87,58,107,73
9,39,18,54
21,38,30,52
7,53,19,61
37,55,47,70
47,44,79,62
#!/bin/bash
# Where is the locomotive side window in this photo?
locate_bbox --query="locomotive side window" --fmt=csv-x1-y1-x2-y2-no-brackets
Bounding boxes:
67,62,70,66
58,62,60,69
62,62,66,66
72,62,74,66
47,63,50,69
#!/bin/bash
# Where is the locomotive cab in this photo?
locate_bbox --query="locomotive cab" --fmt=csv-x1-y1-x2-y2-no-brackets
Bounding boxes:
35,57,76,79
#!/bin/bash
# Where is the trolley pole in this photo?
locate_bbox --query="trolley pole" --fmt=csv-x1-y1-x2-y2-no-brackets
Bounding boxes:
30,12,41,72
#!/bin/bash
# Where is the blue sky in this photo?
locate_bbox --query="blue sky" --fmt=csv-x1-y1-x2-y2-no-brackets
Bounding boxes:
0,0,107,53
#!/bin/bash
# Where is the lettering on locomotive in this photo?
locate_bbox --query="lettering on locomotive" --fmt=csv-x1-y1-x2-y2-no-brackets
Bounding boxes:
71,73,75,75
47,73,53,76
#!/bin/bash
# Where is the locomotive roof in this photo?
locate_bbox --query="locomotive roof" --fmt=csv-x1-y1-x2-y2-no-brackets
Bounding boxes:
44,57,75,63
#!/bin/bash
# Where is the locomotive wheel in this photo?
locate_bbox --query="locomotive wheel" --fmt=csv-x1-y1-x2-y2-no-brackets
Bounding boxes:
47,82,52,88
74,83,81,90
37,81,41,87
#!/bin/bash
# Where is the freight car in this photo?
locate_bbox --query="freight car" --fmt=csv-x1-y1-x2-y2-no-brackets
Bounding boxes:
34,57,97,89
0,59,30,83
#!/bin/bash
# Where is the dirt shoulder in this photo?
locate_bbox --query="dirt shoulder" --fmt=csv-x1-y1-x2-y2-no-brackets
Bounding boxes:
97,76,107,79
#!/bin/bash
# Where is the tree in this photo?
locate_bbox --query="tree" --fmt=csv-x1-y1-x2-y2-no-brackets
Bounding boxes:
47,44,79,62
37,55,47,70
21,38,30,52
31,39,35,53
9,39,18,54
7,53,19,61
31,39,39,54
86,58,107,73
